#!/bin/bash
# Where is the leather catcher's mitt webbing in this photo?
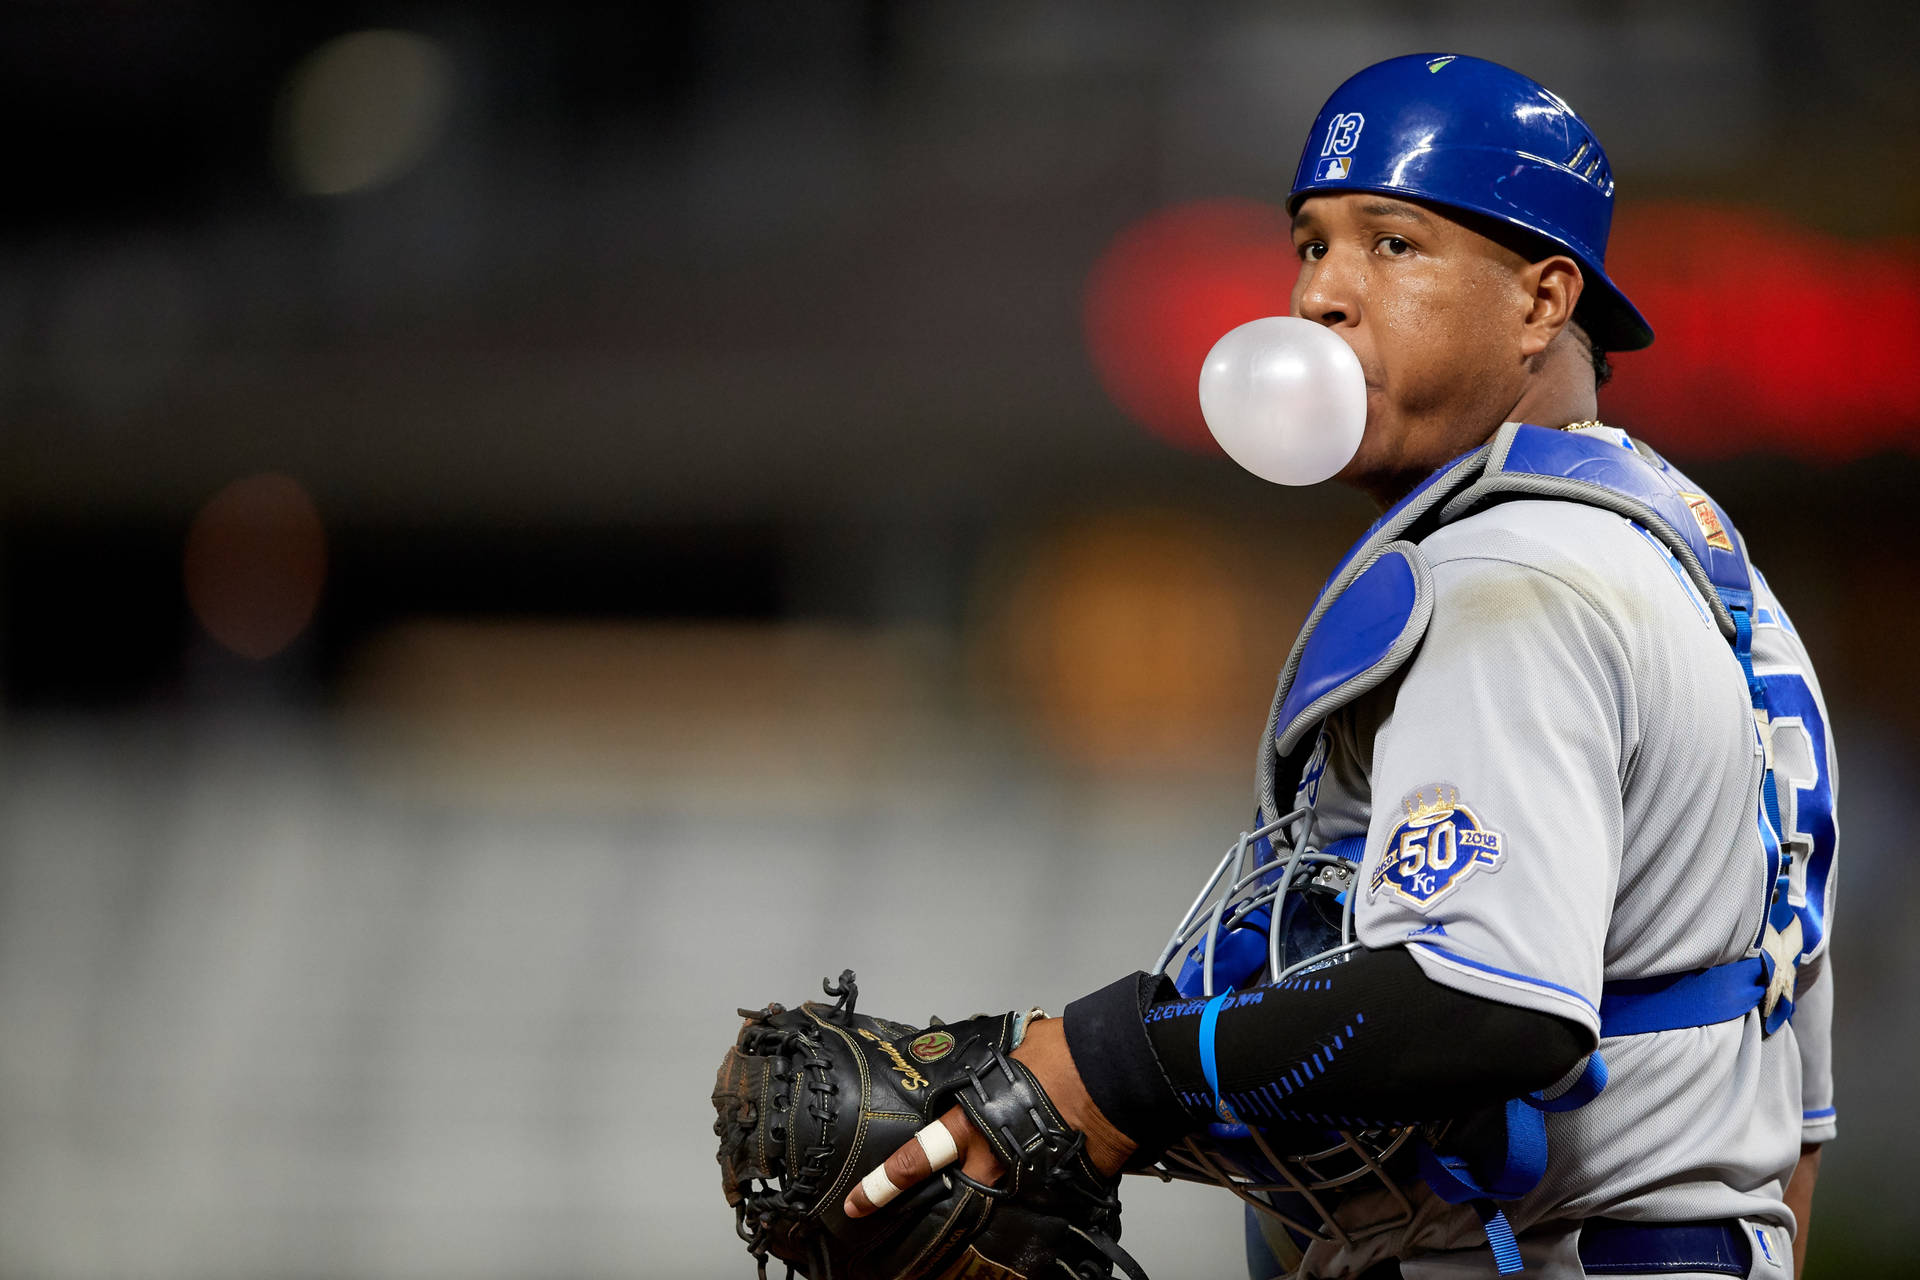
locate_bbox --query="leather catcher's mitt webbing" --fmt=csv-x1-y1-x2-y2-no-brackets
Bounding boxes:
712,971,1149,1280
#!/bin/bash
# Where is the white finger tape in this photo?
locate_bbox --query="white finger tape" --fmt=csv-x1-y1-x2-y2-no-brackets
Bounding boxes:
915,1120,960,1172
860,1164,902,1209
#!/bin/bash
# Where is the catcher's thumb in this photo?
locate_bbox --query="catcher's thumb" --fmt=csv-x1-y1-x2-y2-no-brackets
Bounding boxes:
844,1117,961,1218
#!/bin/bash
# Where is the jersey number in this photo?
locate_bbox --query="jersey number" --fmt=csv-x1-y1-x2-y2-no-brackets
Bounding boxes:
1754,670,1835,958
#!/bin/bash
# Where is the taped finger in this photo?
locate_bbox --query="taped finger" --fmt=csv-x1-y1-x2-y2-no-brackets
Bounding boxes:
914,1118,960,1172
859,1163,904,1210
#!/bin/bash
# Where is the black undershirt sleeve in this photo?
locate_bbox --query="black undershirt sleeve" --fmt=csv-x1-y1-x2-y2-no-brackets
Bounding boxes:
1062,947,1593,1157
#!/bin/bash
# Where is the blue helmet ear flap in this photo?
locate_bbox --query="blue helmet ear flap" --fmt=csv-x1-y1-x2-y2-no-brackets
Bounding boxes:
1289,53,1652,352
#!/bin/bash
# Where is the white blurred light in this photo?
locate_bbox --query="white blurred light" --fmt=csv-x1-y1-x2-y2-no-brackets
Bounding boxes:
280,29,453,196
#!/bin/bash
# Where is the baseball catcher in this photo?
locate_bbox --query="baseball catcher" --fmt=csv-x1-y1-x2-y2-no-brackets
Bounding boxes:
713,51,1837,1280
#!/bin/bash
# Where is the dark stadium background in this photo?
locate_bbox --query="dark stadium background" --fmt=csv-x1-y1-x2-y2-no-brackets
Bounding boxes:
2,3,1913,1276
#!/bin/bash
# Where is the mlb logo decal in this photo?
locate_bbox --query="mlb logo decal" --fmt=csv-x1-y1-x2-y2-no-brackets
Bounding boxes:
1370,784,1504,908
1315,156,1352,181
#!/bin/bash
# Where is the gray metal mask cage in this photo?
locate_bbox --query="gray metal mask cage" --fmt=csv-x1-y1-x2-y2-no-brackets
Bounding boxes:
1137,802,1433,1252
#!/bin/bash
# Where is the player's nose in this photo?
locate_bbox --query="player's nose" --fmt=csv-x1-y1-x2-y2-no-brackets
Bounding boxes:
1293,250,1361,330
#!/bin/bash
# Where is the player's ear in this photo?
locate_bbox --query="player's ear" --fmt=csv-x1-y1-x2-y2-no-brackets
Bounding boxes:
1517,255,1583,359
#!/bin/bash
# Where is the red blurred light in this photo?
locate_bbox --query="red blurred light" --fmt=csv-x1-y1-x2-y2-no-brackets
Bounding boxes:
1083,200,1299,452
1084,199,1920,464
1603,205,1920,461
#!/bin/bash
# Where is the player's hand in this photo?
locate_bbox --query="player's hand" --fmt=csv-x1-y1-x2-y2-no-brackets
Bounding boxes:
842,1016,1135,1218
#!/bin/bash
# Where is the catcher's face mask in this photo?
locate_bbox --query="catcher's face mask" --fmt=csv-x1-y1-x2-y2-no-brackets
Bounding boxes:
1149,804,1432,1256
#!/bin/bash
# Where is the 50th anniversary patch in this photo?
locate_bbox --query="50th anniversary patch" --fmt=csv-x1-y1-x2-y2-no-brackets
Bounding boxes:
1369,783,1505,908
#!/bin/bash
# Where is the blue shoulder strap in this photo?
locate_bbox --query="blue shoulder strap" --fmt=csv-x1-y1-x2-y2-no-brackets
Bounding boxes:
1477,425,1755,609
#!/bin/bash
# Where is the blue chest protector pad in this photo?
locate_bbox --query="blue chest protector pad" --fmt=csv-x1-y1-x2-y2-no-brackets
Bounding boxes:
1243,424,1826,1271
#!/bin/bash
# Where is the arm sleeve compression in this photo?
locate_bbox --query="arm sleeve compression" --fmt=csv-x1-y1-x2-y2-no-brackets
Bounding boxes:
1063,946,1592,1155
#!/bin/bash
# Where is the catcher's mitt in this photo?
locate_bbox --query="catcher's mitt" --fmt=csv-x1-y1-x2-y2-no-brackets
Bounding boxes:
712,971,1148,1280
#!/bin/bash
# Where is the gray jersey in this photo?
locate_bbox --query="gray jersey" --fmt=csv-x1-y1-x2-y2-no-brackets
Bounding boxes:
1295,429,1838,1273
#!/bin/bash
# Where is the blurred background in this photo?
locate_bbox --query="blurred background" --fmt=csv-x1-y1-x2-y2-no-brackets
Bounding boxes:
2,1,1914,1276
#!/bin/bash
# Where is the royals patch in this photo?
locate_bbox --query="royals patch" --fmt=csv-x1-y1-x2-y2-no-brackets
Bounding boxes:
909,1030,955,1063
1369,784,1504,908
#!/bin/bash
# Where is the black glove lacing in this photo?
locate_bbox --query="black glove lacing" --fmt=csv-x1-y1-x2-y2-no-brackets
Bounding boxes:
728,996,844,1280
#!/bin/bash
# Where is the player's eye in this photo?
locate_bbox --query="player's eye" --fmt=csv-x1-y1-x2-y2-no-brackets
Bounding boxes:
1376,235,1412,256
1297,241,1327,262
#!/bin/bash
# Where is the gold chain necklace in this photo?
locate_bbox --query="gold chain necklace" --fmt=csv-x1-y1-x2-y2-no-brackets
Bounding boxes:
1560,419,1606,431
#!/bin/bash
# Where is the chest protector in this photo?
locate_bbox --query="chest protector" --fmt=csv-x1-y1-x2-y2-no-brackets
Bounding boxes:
1261,422,1827,1018
1227,424,1829,1271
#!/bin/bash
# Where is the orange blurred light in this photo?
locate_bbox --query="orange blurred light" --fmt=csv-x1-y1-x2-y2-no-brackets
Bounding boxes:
1083,200,1300,453
184,474,328,660
985,512,1327,772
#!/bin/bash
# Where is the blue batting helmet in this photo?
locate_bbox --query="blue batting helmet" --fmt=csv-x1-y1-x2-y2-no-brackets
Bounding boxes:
1289,53,1653,351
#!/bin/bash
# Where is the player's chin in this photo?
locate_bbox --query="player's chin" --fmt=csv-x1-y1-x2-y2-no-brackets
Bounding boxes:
1334,421,1427,505
1333,444,1389,495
